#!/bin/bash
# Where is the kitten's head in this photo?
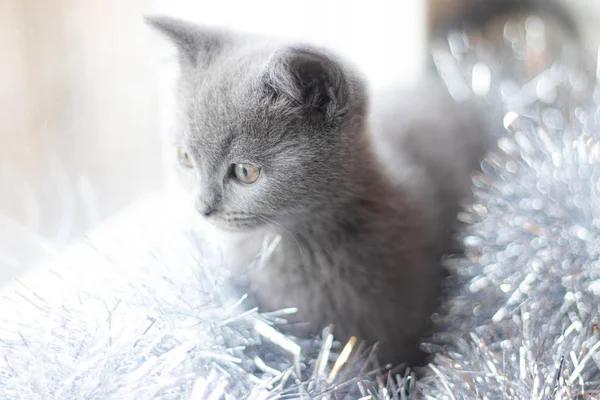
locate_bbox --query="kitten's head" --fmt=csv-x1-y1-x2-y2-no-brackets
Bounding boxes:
148,16,368,231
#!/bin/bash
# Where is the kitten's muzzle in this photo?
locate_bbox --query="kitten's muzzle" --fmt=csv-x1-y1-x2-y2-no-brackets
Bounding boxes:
195,197,219,217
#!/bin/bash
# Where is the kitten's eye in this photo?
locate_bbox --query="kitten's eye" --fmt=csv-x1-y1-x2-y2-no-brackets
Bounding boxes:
233,163,261,184
177,147,194,168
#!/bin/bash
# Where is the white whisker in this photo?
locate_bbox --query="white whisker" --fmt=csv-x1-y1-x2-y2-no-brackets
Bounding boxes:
255,215,304,257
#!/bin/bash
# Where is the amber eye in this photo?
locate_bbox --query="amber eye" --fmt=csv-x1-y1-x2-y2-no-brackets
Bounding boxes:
233,163,261,184
177,147,194,168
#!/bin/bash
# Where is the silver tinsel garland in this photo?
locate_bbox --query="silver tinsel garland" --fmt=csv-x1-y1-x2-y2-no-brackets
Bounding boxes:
422,8,600,399
2,7,600,400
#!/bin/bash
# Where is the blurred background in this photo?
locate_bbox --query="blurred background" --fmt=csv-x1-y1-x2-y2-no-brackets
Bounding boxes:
1,0,600,285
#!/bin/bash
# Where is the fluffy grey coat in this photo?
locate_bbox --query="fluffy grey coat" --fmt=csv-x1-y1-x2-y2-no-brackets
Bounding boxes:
147,16,486,366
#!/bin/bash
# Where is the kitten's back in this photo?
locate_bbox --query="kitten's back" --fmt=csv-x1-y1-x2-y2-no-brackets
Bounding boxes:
371,78,488,252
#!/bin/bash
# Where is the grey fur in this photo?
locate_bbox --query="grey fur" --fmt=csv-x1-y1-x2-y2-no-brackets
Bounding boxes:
147,16,487,366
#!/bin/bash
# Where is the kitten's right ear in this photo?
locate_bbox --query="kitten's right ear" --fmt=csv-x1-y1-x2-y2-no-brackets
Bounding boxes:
145,15,227,67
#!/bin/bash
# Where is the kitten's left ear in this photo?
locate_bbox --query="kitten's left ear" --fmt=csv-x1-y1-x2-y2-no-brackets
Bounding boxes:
263,46,350,123
145,15,227,67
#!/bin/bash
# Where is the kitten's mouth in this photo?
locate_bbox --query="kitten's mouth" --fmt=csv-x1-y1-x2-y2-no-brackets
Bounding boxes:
207,214,265,232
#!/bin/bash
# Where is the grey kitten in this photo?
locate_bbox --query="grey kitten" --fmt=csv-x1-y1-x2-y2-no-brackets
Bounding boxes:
148,16,486,366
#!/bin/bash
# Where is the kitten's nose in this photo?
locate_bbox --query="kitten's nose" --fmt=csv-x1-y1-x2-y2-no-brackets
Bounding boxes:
195,198,216,217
